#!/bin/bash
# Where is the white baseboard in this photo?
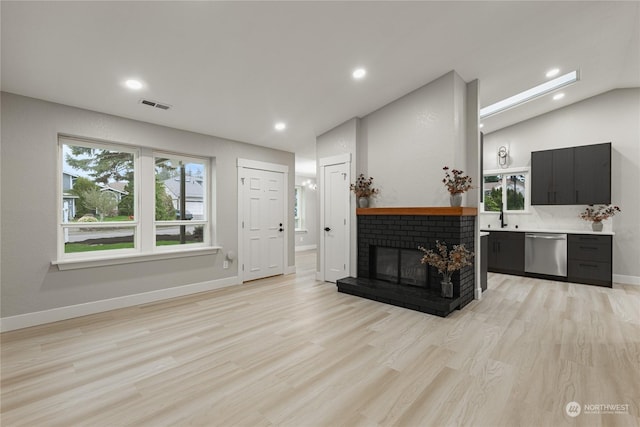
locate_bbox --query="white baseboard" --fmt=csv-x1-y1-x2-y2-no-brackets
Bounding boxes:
613,274,640,286
295,244,317,252
0,276,241,333
316,271,323,281
285,265,296,275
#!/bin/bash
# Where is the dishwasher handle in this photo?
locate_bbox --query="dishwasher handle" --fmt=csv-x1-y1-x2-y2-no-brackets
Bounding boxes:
526,233,567,240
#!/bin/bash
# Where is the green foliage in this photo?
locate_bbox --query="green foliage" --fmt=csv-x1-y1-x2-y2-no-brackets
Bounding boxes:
65,242,134,253
484,188,502,212
81,188,118,221
70,177,99,217
65,146,134,184
506,188,525,210
118,182,134,217
192,226,204,241
155,178,176,220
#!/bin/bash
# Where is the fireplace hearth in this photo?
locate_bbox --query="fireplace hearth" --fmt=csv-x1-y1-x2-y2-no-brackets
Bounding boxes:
336,207,476,317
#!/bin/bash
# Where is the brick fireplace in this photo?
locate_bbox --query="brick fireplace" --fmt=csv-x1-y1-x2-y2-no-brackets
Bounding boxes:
337,207,477,317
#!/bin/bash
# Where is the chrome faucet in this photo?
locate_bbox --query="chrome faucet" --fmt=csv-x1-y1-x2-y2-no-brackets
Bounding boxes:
499,203,507,228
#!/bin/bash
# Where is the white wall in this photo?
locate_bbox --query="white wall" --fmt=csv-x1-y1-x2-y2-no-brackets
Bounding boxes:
294,175,317,250
482,88,640,282
0,92,296,322
361,71,475,207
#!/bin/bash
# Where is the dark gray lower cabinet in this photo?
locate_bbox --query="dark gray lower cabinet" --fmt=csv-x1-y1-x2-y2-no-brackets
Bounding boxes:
481,234,488,291
488,231,524,275
568,234,612,287
485,231,613,287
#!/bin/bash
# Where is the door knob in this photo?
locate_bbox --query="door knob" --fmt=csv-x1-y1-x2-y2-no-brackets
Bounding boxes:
324,227,331,232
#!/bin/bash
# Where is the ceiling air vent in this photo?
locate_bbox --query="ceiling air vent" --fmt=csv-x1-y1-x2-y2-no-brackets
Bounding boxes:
139,99,172,111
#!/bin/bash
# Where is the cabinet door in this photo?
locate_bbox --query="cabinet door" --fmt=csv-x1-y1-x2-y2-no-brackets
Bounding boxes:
552,147,575,204
531,150,553,205
574,143,611,204
488,232,524,275
487,234,499,270
497,233,525,274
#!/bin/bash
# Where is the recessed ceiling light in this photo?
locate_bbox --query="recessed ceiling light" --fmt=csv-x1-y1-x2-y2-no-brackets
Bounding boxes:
125,79,143,90
274,122,286,131
479,123,484,128
352,68,366,79
480,70,579,118
553,93,565,101
546,68,560,78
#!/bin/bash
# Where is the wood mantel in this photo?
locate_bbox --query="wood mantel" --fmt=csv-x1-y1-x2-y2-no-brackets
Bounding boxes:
356,207,477,216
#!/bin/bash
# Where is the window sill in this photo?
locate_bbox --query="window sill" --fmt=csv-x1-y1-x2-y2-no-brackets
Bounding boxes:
53,246,222,271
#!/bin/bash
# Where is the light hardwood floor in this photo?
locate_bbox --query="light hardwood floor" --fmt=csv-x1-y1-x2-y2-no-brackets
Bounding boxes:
2,250,639,426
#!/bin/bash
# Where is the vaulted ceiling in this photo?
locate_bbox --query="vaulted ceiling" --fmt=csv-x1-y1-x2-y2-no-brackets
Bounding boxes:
2,1,638,176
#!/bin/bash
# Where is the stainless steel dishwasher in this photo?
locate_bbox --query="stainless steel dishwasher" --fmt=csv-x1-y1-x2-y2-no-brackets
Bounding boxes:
525,233,567,277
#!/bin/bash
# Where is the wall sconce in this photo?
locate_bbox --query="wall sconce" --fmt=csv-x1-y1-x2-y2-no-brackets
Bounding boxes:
498,146,509,168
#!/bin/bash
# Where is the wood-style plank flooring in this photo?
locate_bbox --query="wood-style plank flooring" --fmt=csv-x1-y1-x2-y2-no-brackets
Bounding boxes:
2,250,639,426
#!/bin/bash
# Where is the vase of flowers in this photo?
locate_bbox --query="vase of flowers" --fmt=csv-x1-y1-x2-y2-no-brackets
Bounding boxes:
419,241,474,298
350,174,379,208
579,205,621,232
442,166,472,207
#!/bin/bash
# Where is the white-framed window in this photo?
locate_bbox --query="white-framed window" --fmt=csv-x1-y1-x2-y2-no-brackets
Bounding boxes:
154,153,209,250
59,137,139,258
58,136,214,262
294,185,303,230
483,168,530,213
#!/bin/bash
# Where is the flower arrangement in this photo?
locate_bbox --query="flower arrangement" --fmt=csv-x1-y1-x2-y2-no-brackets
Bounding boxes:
442,166,472,195
350,174,379,198
419,241,474,284
579,205,621,222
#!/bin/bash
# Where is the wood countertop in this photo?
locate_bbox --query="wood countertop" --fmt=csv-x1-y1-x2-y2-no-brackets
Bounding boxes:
356,207,478,216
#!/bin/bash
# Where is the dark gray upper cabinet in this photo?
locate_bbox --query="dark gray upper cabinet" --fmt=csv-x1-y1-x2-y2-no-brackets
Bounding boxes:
574,143,611,204
531,142,611,205
531,150,553,205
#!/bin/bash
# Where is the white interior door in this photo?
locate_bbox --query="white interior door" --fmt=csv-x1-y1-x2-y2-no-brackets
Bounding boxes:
322,162,349,283
242,168,284,281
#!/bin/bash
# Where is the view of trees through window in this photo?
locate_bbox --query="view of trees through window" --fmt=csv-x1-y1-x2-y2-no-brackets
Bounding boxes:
61,139,209,255
62,142,136,253
483,173,526,212
154,157,206,246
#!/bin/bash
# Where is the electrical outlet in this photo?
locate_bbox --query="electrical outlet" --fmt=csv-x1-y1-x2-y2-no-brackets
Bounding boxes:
223,260,229,269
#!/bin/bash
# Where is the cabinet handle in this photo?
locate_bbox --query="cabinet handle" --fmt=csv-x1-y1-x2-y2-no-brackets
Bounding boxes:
579,246,598,251
579,263,598,268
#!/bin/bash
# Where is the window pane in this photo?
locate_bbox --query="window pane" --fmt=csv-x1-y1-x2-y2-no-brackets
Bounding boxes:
62,143,134,222
156,225,205,246
506,174,526,210
64,226,135,253
155,157,205,221
483,175,502,212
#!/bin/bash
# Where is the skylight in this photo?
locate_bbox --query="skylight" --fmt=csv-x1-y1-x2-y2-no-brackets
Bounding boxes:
480,70,579,118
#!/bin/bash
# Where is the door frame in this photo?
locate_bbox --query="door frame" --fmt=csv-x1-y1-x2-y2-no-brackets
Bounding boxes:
237,158,289,283
318,153,351,282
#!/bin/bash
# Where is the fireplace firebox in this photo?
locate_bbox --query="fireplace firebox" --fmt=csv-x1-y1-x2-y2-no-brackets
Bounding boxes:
372,246,428,287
